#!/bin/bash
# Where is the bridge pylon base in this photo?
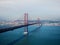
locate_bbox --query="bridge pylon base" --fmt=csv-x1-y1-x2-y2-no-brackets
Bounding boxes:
24,32,28,35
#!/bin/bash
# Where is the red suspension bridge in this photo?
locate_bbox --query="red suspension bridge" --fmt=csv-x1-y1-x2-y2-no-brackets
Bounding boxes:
0,13,42,34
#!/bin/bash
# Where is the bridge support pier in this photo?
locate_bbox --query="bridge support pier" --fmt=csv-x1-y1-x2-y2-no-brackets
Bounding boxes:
24,13,28,35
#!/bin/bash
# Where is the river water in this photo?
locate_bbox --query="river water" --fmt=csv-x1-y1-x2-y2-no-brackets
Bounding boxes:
0,25,60,45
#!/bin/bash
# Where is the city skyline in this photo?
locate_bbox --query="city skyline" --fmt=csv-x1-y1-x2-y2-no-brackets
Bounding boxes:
0,0,60,21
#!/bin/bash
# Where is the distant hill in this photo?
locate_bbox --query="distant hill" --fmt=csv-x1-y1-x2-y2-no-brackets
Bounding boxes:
41,20,60,23
14,19,60,23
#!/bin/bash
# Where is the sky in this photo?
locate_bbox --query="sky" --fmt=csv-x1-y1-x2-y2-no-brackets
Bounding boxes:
0,0,60,21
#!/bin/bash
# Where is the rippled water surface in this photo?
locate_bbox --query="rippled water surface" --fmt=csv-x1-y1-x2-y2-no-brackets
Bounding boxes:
0,25,60,45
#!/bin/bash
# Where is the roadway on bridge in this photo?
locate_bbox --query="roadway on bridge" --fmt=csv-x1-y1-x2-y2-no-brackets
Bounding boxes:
0,23,39,33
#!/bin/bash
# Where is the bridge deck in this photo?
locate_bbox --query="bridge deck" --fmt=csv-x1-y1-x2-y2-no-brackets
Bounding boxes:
0,23,40,33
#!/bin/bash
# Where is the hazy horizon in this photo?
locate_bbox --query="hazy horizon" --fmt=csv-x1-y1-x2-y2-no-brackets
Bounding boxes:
0,0,60,21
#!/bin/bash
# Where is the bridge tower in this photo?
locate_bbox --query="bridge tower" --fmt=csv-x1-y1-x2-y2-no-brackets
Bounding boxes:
37,18,40,26
24,13,28,35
